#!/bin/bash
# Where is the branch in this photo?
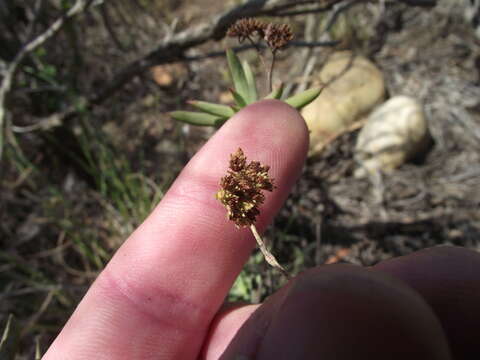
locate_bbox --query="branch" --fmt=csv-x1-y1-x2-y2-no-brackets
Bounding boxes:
15,0,374,132
0,0,97,162
183,40,340,62
397,0,436,7
91,0,345,105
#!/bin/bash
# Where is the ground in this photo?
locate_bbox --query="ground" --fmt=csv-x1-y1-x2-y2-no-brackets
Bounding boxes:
0,0,479,357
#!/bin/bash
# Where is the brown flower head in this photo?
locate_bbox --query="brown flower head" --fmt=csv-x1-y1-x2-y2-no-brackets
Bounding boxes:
264,23,294,51
216,148,275,227
227,18,267,43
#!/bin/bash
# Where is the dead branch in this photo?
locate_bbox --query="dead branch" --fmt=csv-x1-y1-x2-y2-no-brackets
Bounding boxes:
0,0,97,162
9,0,344,133
91,0,360,105
16,0,433,134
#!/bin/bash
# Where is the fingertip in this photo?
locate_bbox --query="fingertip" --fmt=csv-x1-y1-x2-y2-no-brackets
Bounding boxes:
182,99,309,231
202,304,259,360
233,99,310,151
193,99,309,178
374,245,480,360
222,265,450,360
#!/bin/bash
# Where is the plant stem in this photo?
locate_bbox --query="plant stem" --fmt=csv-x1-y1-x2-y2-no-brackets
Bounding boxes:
250,224,290,279
246,35,271,94
267,50,277,93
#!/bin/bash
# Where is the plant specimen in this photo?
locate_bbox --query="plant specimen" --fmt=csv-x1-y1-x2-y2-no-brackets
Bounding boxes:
216,148,289,277
170,18,322,128
172,19,323,277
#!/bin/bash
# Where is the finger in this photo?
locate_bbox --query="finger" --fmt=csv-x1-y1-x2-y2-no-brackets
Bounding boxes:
373,246,480,360
201,303,260,360
44,100,309,360
221,265,450,360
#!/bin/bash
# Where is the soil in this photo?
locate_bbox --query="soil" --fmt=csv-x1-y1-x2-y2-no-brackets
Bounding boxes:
140,0,480,275
274,1,480,269
2,1,480,354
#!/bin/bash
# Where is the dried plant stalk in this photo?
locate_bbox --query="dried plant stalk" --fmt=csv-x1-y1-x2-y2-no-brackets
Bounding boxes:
216,148,290,277
227,18,294,92
250,224,290,278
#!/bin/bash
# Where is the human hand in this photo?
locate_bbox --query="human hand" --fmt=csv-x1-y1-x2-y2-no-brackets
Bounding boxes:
44,100,480,360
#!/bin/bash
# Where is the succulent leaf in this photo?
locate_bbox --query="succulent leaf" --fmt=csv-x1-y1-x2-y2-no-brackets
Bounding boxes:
242,60,258,103
230,88,247,108
170,111,226,127
264,83,284,100
226,49,251,104
188,100,235,118
284,87,322,110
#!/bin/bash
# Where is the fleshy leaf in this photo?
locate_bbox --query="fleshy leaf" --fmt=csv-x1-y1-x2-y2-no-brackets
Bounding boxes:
230,88,247,108
231,104,241,112
226,49,251,104
284,87,322,109
170,111,226,127
242,60,258,104
264,83,284,100
187,100,235,118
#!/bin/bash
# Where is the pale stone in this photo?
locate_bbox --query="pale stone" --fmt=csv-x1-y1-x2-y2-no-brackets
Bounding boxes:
301,51,385,155
354,96,431,178
151,63,187,87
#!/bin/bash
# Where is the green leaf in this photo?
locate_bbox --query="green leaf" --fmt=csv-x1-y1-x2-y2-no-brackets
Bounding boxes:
284,87,322,110
264,83,284,100
170,111,226,127
242,60,258,103
226,49,251,104
0,314,19,360
187,100,235,118
230,88,247,108
231,104,241,112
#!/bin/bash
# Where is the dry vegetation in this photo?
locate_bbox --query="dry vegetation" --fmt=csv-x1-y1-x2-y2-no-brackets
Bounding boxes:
0,0,479,357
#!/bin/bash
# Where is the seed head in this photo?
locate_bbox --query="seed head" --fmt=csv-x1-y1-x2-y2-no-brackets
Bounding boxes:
216,148,275,227
264,23,294,51
227,18,267,42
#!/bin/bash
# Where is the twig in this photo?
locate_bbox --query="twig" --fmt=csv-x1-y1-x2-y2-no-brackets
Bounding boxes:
185,40,339,61
90,0,349,105
0,0,97,163
22,40,338,133
20,289,55,337
320,118,367,152
261,0,343,16
246,35,270,93
274,0,354,17
268,51,277,93
250,224,290,279
100,3,127,51
9,0,345,135
283,13,320,98
25,0,44,43
322,0,358,34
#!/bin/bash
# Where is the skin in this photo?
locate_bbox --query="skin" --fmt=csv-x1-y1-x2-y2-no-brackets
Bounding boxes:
44,100,480,360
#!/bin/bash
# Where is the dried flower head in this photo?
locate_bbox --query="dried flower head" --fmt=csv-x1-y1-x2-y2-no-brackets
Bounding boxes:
264,23,294,51
227,18,267,42
216,148,275,227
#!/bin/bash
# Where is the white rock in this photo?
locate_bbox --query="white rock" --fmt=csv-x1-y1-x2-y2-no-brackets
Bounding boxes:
354,96,431,178
301,51,385,155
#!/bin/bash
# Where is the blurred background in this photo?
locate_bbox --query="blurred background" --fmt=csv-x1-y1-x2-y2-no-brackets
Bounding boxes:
1,0,479,357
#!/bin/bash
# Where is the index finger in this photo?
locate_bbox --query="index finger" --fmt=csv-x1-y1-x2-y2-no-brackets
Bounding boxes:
44,100,309,360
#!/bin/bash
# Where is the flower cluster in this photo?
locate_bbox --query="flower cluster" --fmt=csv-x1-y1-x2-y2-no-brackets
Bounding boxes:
216,148,275,227
264,23,294,51
227,18,267,42
227,18,294,51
